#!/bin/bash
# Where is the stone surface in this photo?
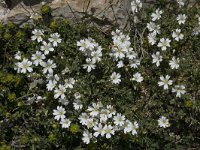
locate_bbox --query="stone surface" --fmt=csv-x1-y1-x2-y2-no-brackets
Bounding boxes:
51,0,131,28
0,0,132,28
0,0,10,22
0,0,198,28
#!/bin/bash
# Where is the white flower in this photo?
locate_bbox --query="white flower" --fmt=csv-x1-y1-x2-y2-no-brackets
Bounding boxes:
110,72,121,84
177,0,184,7
14,63,21,73
111,29,122,37
112,47,126,59
64,78,75,89
158,75,173,90
152,52,163,67
83,58,96,72
31,29,44,42
158,116,170,128
15,62,22,73
78,38,102,70
192,26,200,35
58,98,69,106
172,29,184,41
74,92,81,99
40,41,54,55
54,84,66,99
46,79,57,91
113,34,130,49
130,72,144,83
99,109,110,123
53,106,66,121
127,121,139,135
117,60,124,68
172,85,186,98
46,74,60,82
147,32,157,45
151,8,163,21
110,30,135,62
113,113,126,126
84,38,96,50
124,120,132,134
93,123,105,137
91,50,102,63
73,99,83,110
169,57,180,69
82,130,92,144
157,38,171,51
87,102,103,117
26,95,37,105
131,0,142,13
15,51,21,60
106,105,116,118
79,113,89,125
126,50,138,60
77,39,87,52
31,51,45,66
86,118,96,129
129,59,141,68
62,66,70,75
41,59,57,74
102,125,115,139
48,33,62,47
147,22,160,35
18,58,33,74
35,95,45,103
60,118,71,128
177,14,187,25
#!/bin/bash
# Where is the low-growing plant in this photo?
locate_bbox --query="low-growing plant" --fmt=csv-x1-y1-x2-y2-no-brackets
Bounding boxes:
0,0,200,149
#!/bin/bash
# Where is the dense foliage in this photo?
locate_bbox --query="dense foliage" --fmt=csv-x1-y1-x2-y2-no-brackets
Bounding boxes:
0,0,200,149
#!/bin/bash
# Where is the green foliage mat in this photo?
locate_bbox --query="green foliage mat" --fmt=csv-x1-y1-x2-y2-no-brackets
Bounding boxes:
0,1,200,149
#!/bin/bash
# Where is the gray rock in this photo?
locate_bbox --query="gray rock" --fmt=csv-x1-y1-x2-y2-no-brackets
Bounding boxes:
0,0,7,7
0,1,10,23
0,0,197,30
51,0,131,29
8,13,29,24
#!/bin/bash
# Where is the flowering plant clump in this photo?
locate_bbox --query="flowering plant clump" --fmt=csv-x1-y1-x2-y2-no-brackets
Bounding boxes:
79,102,138,143
77,38,103,72
1,0,200,149
13,26,140,145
